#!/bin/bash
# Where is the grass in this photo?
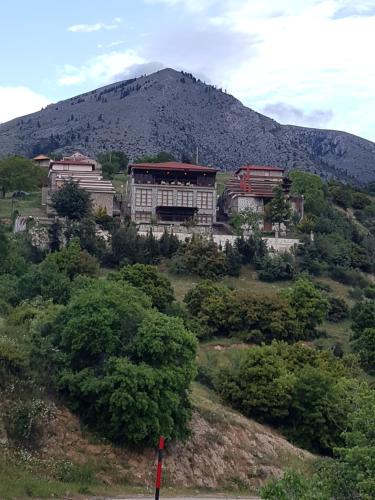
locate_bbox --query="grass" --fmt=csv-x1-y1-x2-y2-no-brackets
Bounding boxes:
0,453,152,499
216,171,231,196
111,172,128,193
0,191,44,221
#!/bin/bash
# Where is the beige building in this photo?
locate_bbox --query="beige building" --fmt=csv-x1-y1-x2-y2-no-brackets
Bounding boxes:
33,154,51,168
127,161,218,227
43,152,117,216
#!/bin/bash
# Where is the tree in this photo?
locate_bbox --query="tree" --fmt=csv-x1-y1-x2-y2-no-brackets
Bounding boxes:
0,224,9,270
328,182,352,209
224,241,242,277
283,277,329,336
258,253,295,282
289,170,327,215
266,186,291,233
170,235,228,279
351,300,375,339
109,264,174,311
326,296,349,322
352,328,375,374
44,239,99,280
0,156,46,198
111,223,140,265
97,151,129,179
159,230,179,258
229,207,262,236
50,180,92,220
44,280,196,444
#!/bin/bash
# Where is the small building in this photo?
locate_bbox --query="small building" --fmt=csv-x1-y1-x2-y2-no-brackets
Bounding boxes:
32,154,50,168
220,165,303,229
44,152,117,216
127,161,218,227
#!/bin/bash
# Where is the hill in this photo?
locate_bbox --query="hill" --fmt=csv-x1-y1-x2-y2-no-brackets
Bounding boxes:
0,68,374,183
0,384,311,497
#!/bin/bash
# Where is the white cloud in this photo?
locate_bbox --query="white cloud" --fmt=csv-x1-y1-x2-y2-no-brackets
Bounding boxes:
68,17,123,33
144,0,217,12
0,87,50,123
58,50,145,86
97,40,125,49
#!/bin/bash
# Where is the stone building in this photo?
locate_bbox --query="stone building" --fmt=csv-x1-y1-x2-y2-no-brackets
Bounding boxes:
43,152,117,216
220,165,303,229
127,161,218,227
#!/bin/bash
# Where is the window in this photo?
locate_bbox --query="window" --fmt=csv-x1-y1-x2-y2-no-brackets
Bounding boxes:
157,189,173,206
135,188,152,207
135,211,152,222
177,190,193,207
197,215,212,225
197,191,213,209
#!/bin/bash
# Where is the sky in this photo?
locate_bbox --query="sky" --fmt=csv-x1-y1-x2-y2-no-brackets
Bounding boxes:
1,0,375,141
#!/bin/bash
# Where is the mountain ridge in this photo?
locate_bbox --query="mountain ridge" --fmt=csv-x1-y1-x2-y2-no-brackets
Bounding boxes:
0,68,374,183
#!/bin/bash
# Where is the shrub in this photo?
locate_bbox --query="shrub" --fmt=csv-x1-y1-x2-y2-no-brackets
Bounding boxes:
258,253,295,282
109,264,174,311
327,296,349,322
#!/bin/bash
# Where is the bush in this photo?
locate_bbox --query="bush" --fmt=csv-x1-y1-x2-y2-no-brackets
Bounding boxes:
218,342,356,453
170,235,228,279
258,253,295,282
327,296,349,322
109,264,174,312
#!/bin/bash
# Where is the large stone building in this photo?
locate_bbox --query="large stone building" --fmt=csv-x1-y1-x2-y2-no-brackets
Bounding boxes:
127,161,218,227
43,152,117,216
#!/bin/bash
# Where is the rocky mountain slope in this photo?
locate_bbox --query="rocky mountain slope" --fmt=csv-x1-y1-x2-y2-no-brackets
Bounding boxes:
0,68,374,183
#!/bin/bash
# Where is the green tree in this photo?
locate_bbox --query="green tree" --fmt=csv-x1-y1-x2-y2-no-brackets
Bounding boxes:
45,280,196,444
289,170,327,215
97,151,128,179
0,156,46,197
283,277,329,336
111,223,140,265
50,180,92,220
266,186,291,232
109,263,174,311
229,207,262,236
224,241,242,277
352,328,375,374
0,224,9,270
351,300,375,339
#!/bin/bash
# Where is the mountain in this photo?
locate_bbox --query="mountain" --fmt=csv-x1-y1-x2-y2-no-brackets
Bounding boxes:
0,68,374,183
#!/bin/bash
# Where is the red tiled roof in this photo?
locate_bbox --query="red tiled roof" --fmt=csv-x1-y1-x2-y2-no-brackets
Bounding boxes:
236,165,284,174
128,161,218,173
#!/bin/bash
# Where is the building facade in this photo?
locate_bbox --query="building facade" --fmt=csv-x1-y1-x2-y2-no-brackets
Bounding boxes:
43,152,117,216
220,165,303,230
127,162,218,227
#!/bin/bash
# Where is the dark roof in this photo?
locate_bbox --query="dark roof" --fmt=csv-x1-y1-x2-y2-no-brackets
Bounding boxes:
128,161,218,174
236,165,284,174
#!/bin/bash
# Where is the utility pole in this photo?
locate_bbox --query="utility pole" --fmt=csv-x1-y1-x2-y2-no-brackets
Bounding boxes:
154,436,165,500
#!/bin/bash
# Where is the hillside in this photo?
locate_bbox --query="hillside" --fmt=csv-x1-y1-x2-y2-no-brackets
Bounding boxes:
0,384,311,498
0,68,374,183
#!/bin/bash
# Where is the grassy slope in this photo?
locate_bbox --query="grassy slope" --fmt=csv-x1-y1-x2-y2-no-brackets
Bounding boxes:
0,191,44,221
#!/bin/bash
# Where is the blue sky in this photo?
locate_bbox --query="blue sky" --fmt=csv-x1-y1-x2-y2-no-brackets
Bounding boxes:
1,0,375,141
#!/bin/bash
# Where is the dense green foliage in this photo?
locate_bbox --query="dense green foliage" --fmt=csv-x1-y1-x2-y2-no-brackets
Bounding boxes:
97,150,128,178
218,341,359,454
50,180,92,220
109,263,175,311
0,156,46,197
185,277,328,341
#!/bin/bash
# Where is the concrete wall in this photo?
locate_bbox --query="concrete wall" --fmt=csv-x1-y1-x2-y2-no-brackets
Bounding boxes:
137,229,299,253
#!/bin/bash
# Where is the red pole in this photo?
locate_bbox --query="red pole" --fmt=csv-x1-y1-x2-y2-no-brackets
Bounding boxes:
155,436,165,500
